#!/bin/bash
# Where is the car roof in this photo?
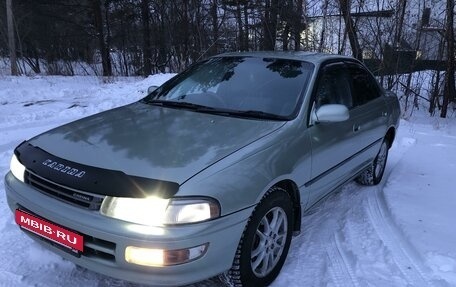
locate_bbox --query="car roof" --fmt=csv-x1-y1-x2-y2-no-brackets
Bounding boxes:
214,51,356,65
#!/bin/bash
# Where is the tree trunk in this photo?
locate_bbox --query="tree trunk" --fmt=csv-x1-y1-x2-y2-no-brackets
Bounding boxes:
339,0,362,60
282,23,290,50
319,0,328,52
262,0,279,50
236,1,246,51
429,71,440,115
243,3,249,50
6,0,18,75
104,0,113,74
141,0,152,76
293,0,304,51
210,0,219,55
394,0,407,47
441,0,455,118
92,0,112,77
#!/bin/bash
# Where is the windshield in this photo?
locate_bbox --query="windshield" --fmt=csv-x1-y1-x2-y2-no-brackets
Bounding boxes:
143,56,314,120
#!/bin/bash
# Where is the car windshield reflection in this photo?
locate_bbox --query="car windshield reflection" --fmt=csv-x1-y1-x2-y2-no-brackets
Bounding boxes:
143,56,314,120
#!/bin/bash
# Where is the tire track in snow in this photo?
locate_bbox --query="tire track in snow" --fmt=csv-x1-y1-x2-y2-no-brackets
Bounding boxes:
364,134,435,286
273,192,357,287
363,134,435,286
366,187,435,286
326,232,360,287
323,134,420,287
281,183,365,287
273,208,332,286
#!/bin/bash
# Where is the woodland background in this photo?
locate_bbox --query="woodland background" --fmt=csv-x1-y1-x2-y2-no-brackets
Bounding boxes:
1,0,455,117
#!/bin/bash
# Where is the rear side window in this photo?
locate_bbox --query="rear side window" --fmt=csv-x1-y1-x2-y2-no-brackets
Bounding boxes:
348,66,381,106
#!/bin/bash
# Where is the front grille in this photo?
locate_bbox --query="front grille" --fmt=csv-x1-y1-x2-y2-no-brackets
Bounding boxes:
25,170,104,210
22,225,117,264
84,236,116,263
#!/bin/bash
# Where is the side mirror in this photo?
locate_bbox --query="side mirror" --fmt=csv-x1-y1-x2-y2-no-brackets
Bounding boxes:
312,104,349,123
147,85,159,94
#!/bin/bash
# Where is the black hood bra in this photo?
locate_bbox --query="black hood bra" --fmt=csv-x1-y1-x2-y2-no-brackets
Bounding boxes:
15,141,180,199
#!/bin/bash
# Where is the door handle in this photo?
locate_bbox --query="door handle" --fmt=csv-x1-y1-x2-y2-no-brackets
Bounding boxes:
353,125,361,132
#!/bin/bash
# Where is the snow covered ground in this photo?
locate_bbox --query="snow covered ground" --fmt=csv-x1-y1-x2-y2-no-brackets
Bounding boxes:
0,75,455,287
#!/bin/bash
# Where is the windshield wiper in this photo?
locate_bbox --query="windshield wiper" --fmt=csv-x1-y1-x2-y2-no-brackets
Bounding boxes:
226,110,288,121
144,100,287,120
144,100,215,111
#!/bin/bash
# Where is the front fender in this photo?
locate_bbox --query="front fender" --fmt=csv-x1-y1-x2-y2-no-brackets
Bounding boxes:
178,123,312,216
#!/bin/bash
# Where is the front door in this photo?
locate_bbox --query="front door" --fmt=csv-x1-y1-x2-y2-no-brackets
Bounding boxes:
307,63,358,204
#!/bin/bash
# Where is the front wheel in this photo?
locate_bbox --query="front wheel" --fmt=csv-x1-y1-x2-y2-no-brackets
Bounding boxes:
225,187,293,287
356,139,389,185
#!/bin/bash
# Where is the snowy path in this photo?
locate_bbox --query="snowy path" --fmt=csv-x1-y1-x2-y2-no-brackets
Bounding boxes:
1,76,455,287
366,187,434,286
273,154,412,286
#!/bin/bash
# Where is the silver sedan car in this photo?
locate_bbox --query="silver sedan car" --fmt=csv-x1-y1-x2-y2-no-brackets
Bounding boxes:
5,52,400,286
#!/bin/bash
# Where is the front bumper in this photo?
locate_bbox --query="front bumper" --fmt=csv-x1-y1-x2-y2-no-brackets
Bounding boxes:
4,172,253,286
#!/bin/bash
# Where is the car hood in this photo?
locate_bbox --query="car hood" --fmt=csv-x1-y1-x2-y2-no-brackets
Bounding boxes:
29,102,285,185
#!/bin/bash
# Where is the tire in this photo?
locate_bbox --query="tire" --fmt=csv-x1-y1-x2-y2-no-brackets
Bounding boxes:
225,187,293,287
356,139,389,185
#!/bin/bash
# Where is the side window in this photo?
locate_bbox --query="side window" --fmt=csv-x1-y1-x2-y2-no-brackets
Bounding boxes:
315,65,353,110
348,66,381,106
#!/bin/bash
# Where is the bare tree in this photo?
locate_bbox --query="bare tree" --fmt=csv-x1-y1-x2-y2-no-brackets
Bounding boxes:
92,0,112,77
441,0,455,118
261,0,279,50
141,0,152,76
6,0,18,75
339,0,362,60
210,0,220,55
393,0,407,47
319,0,329,52
293,0,304,51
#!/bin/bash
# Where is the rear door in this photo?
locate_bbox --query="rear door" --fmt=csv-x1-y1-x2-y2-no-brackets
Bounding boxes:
345,62,388,170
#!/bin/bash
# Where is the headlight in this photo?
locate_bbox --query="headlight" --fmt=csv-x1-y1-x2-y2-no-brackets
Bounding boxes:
10,154,25,182
100,196,220,226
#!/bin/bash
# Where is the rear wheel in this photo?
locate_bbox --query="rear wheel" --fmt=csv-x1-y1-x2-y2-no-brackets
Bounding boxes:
356,139,389,185
225,187,293,287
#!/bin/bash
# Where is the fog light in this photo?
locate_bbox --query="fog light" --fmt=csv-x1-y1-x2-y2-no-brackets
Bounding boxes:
125,244,208,267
